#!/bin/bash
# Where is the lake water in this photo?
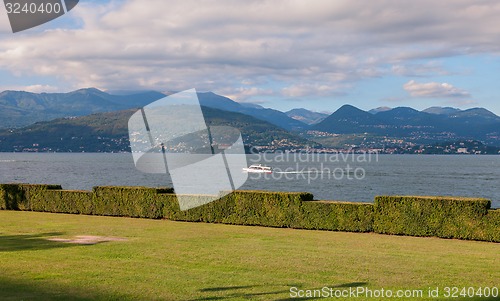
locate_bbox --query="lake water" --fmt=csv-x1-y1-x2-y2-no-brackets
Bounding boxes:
0,153,499,208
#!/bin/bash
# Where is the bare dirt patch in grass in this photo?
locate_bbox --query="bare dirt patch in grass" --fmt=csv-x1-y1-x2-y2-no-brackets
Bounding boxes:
47,235,127,245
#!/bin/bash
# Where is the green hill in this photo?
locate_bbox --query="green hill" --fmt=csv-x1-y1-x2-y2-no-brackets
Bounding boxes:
0,107,318,152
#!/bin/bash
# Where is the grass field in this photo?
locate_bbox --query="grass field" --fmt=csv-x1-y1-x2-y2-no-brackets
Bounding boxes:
0,211,498,301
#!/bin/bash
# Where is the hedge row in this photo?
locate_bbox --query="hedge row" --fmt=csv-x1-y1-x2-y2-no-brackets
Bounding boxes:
161,191,373,232
1,184,498,242
374,196,500,242
0,184,373,232
0,184,169,216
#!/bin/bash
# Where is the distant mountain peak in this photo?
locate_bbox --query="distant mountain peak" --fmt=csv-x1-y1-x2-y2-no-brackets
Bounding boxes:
368,106,392,114
451,107,500,119
311,104,383,133
0,90,36,96
334,104,370,116
422,106,461,115
72,87,106,94
393,106,418,111
339,104,357,110
285,108,328,125
287,108,313,113
383,107,421,115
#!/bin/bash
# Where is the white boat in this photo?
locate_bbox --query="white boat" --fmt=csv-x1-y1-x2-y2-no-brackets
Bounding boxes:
242,164,273,174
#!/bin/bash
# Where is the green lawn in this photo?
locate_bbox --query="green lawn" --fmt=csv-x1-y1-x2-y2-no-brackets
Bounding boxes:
0,211,498,301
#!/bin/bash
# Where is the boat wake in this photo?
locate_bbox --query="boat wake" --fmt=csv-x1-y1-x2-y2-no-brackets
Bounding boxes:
274,170,328,174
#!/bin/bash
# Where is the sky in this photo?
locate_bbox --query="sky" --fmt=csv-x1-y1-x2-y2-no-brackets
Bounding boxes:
1,0,500,115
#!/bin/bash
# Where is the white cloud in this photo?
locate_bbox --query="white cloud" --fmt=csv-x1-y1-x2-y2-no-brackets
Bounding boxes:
403,80,471,98
0,0,500,100
0,84,62,93
24,84,60,93
282,83,349,98
218,87,275,103
391,61,451,77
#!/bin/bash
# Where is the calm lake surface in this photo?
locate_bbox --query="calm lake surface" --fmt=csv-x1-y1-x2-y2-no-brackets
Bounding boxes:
0,153,498,208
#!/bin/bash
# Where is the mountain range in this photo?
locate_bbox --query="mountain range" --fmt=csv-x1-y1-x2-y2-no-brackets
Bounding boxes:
311,105,500,146
1,88,499,150
0,88,165,128
0,89,305,131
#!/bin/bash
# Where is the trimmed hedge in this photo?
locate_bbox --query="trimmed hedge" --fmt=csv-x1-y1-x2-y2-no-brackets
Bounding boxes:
1,184,499,242
483,209,500,242
374,196,499,242
0,184,172,218
0,184,62,210
31,190,93,214
300,201,374,232
163,191,313,227
0,184,22,210
92,186,171,218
